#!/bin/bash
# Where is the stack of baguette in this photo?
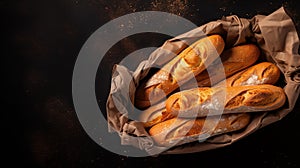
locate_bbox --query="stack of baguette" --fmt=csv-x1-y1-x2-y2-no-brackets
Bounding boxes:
134,34,286,147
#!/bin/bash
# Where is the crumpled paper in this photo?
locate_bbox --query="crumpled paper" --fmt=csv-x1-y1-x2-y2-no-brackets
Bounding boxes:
106,7,300,155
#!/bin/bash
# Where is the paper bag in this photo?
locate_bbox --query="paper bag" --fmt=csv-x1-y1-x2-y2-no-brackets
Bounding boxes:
106,7,300,155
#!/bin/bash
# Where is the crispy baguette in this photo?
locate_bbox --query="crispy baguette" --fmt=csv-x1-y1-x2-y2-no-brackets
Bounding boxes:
164,85,285,120
135,35,225,109
149,113,251,147
182,43,260,89
221,62,281,87
142,62,282,127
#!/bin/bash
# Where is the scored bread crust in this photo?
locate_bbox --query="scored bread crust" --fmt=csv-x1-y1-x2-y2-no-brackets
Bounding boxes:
141,62,282,128
182,43,260,89
164,84,286,120
148,113,251,147
222,62,281,87
134,35,225,109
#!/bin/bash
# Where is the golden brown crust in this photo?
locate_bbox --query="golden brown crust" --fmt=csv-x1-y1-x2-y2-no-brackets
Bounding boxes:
135,35,225,109
223,62,281,87
164,85,286,119
142,61,282,127
182,43,260,89
148,113,251,146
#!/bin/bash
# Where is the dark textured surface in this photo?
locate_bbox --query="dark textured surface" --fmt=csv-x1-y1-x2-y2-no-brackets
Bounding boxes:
4,0,300,167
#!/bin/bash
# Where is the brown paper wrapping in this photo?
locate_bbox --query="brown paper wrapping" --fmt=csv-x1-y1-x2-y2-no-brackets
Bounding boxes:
106,7,300,155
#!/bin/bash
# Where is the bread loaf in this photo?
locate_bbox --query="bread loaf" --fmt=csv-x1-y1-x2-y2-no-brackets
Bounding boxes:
221,62,281,87
182,43,260,89
164,84,286,119
142,62,281,127
135,35,225,109
149,113,251,147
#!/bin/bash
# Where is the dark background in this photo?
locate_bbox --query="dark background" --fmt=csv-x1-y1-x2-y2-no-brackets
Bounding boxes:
4,0,300,167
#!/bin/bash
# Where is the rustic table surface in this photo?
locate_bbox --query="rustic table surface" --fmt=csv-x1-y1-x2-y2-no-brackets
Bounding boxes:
4,0,300,167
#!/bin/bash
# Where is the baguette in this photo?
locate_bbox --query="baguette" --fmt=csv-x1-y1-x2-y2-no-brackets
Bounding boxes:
221,62,281,87
164,84,286,119
142,62,281,127
182,43,260,89
149,113,251,147
135,35,225,109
